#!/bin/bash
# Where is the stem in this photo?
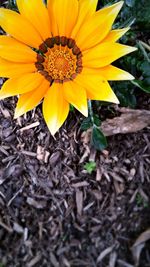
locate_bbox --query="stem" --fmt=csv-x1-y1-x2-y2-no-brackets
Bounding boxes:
88,100,94,125
138,41,150,63
139,41,150,52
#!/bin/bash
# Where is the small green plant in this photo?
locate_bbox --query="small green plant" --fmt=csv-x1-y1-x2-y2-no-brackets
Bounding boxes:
84,161,96,174
136,193,149,208
81,101,108,151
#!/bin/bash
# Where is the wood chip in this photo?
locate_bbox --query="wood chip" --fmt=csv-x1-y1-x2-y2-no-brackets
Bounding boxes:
76,190,83,216
132,228,150,247
117,259,134,267
97,246,114,263
71,181,89,188
50,252,59,267
96,168,102,181
21,150,37,157
37,145,50,163
0,218,13,233
109,251,117,267
27,197,47,209
0,103,11,118
13,222,24,234
131,229,150,267
19,121,40,132
27,254,42,267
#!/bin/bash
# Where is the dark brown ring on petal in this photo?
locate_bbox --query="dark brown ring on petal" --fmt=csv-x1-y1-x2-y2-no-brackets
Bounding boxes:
39,43,48,53
39,71,52,83
45,38,54,48
71,73,77,80
68,38,75,49
37,54,45,63
63,78,71,83
77,53,82,60
54,79,63,83
77,58,82,67
60,36,68,46
72,45,81,55
55,36,61,45
45,75,52,83
35,63,44,70
76,67,82,74
39,70,49,77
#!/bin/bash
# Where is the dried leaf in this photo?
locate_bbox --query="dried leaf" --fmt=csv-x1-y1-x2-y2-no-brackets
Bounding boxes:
97,246,114,263
101,108,150,136
131,229,150,266
76,190,83,216
27,197,47,209
132,228,150,247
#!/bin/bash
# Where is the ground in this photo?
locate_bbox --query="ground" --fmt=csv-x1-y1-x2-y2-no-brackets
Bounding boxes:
0,93,150,267
0,1,150,266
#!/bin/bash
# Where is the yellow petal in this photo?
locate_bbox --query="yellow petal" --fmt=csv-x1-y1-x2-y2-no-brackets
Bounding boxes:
16,0,51,40
75,74,119,103
0,57,36,78
47,0,58,36
75,1,124,51
83,43,137,68
103,27,130,43
14,79,49,119
43,82,69,136
97,65,135,80
82,66,135,80
71,0,98,38
0,8,42,48
0,73,44,100
63,81,88,117
0,36,37,63
48,0,78,37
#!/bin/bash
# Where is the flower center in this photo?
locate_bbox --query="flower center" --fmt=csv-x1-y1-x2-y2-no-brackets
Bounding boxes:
35,36,83,83
43,47,76,81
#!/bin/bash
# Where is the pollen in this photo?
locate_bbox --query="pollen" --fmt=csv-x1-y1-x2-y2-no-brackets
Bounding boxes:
36,36,83,83
43,46,77,81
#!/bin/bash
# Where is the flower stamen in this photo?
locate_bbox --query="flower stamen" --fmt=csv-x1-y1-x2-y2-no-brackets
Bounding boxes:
36,36,83,83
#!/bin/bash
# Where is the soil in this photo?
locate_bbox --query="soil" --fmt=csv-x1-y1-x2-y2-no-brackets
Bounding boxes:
0,92,150,267
0,2,150,266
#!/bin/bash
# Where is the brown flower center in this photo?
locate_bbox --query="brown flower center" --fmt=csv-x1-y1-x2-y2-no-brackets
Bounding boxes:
35,36,83,83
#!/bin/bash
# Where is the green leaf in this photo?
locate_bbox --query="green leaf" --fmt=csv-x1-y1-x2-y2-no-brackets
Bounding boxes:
125,0,135,8
80,117,93,131
133,0,150,30
70,104,74,112
131,80,150,93
116,85,137,108
84,161,96,174
93,114,101,127
140,62,150,77
92,126,107,151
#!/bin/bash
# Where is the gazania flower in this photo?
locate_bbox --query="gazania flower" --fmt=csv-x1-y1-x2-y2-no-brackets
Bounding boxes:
0,0,137,135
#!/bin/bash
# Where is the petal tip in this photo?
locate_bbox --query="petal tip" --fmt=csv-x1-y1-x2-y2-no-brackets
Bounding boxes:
14,108,23,119
127,74,135,80
109,93,120,104
81,106,88,117
0,93,7,100
47,125,58,136
113,1,124,11
14,112,19,120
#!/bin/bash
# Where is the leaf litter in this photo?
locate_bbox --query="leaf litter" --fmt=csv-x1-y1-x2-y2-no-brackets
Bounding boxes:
0,91,149,267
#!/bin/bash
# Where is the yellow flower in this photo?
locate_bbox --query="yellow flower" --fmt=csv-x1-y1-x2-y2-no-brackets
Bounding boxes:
0,0,137,135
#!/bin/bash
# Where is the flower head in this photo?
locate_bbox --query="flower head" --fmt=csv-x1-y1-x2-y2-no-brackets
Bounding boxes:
0,0,137,135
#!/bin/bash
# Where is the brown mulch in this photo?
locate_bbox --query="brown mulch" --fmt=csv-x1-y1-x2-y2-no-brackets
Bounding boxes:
0,92,150,267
